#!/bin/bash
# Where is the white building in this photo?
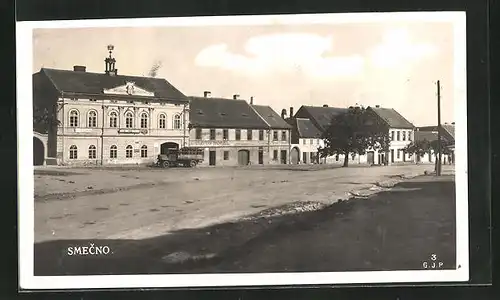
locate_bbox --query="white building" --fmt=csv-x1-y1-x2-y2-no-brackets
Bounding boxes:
32,48,189,166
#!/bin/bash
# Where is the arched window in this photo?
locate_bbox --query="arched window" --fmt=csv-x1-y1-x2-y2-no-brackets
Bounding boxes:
159,114,166,129
125,145,133,158
125,112,134,128
110,145,117,159
88,145,97,159
88,110,97,127
69,145,78,159
141,145,148,158
140,112,148,129
173,114,181,129
69,110,79,127
109,111,118,128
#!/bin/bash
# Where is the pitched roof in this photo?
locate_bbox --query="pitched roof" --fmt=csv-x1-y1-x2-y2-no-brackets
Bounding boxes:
295,118,322,138
368,107,414,129
296,105,348,131
415,131,438,142
442,124,455,140
251,105,292,129
37,68,188,101
189,97,269,129
418,124,455,142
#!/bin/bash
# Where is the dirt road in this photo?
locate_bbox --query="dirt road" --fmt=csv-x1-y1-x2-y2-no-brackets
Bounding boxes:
34,164,442,243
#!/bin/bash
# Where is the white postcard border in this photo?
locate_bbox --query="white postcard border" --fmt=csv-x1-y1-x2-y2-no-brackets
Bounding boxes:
17,11,469,290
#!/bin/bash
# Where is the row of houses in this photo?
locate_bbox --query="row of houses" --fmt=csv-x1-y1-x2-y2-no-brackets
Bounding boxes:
32,49,455,167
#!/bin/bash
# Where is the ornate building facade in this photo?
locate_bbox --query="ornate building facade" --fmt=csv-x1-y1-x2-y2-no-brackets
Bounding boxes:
32,47,190,166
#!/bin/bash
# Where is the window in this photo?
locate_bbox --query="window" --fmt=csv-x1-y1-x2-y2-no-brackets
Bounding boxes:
302,139,306,145
88,145,96,159
259,130,264,141
310,139,313,145
281,131,287,141
408,131,412,141
140,112,148,129
159,114,166,129
109,111,118,128
223,129,229,140
335,154,339,161
69,145,78,159
396,131,400,141
87,111,97,127
195,128,202,139
69,110,79,127
141,145,147,158
125,112,134,128
223,151,229,160
397,149,401,159
126,145,133,158
391,131,395,141
89,98,97,102
247,129,253,140
173,114,181,129
402,131,406,141
110,145,117,159
235,129,241,140
273,131,278,141
210,129,216,140
273,150,278,160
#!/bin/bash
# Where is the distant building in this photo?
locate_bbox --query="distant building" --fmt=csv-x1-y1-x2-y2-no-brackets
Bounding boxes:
282,107,322,164
366,105,415,165
290,104,365,165
32,46,189,166
415,122,455,164
188,93,291,166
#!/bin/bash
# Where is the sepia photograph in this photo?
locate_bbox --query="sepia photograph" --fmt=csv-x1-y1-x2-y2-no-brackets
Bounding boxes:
17,12,468,289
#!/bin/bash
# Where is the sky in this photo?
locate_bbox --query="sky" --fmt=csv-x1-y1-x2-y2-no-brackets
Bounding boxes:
32,18,459,126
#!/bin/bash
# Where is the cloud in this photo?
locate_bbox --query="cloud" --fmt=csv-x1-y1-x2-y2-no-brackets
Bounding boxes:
369,28,437,68
195,33,364,79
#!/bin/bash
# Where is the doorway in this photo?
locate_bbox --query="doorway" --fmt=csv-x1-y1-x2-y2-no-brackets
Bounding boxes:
280,150,287,164
209,150,216,166
237,149,250,166
302,152,307,164
258,147,264,164
290,147,300,164
33,137,45,166
160,142,179,154
367,151,374,165
390,149,394,163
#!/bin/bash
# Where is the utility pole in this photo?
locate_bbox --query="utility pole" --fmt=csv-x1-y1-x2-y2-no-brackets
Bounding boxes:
436,80,442,176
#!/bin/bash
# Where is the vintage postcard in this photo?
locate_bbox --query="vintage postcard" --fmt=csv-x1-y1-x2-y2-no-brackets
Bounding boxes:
17,12,468,289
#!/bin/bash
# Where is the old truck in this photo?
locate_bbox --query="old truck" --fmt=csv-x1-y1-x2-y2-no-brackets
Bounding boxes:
156,147,204,168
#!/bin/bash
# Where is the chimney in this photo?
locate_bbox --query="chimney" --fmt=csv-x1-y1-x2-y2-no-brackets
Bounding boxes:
73,65,86,72
203,91,211,98
375,105,380,108
323,104,328,107
289,107,294,117
233,94,240,100
250,96,254,105
281,109,287,119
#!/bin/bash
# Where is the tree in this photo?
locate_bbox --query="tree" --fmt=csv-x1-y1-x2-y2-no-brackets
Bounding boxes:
404,138,452,170
404,139,431,161
319,106,390,167
33,103,60,133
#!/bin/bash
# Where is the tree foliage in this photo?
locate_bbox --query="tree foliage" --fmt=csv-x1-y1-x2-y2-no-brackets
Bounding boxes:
318,106,390,167
33,103,59,133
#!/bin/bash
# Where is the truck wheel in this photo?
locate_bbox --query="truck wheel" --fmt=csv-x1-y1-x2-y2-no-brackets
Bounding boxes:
190,160,197,168
162,161,170,168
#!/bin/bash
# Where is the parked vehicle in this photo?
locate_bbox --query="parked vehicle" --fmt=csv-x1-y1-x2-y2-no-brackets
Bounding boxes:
156,147,204,168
